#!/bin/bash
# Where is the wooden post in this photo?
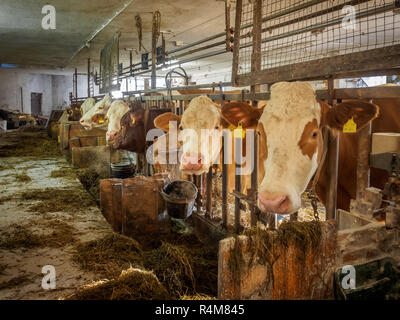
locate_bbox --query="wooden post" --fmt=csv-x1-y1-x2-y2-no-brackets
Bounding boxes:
325,77,339,220
231,0,242,85
250,131,258,226
225,0,232,51
151,14,157,89
356,122,372,200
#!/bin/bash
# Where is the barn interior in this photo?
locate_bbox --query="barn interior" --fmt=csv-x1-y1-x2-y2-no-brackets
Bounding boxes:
0,0,400,301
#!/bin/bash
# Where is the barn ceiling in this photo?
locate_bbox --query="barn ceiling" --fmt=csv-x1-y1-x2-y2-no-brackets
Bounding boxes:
0,0,229,75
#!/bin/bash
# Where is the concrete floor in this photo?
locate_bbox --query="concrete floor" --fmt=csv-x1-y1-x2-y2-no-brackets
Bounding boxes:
0,146,112,299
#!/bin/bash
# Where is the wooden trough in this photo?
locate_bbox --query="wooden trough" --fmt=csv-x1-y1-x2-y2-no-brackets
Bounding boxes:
58,121,106,151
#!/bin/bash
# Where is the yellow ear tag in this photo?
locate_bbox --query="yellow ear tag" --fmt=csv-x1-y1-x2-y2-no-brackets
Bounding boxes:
234,123,246,139
228,124,236,131
343,117,357,133
132,118,135,125
98,119,105,124
57,136,60,143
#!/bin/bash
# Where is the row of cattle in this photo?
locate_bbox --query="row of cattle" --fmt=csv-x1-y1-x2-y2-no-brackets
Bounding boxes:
65,82,400,216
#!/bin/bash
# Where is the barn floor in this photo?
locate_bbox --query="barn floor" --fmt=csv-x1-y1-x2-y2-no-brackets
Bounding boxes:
0,129,111,299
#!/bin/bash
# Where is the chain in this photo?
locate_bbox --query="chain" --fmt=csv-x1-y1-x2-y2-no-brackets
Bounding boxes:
308,191,320,221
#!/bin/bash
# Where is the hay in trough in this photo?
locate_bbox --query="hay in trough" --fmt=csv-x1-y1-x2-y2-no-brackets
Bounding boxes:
65,267,170,300
76,168,101,202
71,232,218,300
73,233,143,278
20,187,96,213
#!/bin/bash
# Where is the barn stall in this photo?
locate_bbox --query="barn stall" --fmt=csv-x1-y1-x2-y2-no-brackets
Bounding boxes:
0,0,400,302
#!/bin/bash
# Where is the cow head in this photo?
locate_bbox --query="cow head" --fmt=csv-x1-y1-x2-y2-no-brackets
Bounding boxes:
112,105,146,153
153,96,222,175
66,104,81,121
105,100,130,143
79,95,112,130
254,81,379,215
80,97,96,116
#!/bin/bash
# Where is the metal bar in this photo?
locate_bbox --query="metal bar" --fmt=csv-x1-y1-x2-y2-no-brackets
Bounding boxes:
206,166,213,219
234,136,242,234
222,131,228,229
167,31,226,55
356,122,372,200
87,58,91,97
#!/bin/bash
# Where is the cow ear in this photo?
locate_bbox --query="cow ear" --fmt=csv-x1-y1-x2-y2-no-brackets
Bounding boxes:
153,112,181,132
321,100,379,132
221,102,265,129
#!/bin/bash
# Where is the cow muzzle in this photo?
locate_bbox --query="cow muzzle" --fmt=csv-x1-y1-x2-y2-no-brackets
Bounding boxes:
258,192,292,214
180,153,205,174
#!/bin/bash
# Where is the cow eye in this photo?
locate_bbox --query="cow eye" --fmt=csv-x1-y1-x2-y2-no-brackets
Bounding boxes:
179,125,183,131
215,125,219,130
312,131,318,138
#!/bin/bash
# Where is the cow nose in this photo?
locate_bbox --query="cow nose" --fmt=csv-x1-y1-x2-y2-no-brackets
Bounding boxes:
80,119,85,125
258,192,291,214
106,131,118,141
181,153,204,171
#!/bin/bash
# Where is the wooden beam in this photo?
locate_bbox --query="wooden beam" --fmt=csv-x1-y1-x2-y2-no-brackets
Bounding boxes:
235,45,400,86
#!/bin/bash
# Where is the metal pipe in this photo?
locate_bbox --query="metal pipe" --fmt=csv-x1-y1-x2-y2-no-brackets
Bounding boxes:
234,136,242,234
167,31,226,55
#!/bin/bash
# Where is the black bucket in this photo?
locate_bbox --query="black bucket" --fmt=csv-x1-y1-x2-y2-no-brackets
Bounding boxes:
110,162,135,179
161,180,198,219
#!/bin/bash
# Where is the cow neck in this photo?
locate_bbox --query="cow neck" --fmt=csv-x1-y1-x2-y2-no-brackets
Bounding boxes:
309,128,329,192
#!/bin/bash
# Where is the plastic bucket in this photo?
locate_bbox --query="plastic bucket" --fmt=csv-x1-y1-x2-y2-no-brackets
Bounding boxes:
110,162,135,179
161,180,198,219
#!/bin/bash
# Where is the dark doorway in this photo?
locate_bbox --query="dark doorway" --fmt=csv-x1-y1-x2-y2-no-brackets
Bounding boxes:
31,92,42,116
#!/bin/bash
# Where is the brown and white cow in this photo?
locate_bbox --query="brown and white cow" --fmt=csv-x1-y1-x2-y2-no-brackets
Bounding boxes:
153,96,262,193
80,95,112,130
105,100,130,143
251,81,380,214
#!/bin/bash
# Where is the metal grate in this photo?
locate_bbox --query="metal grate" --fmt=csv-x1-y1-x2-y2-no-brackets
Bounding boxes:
234,0,400,85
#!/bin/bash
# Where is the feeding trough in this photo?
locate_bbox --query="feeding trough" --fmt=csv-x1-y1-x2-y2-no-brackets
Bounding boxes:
161,180,198,219
335,257,400,300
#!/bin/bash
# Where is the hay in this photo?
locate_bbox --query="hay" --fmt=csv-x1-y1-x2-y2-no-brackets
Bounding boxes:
144,241,195,298
0,195,13,205
20,187,96,213
76,169,101,202
71,232,218,300
13,173,31,182
0,134,60,158
0,274,31,290
230,221,323,289
73,233,143,278
0,220,77,249
50,167,76,178
65,267,170,300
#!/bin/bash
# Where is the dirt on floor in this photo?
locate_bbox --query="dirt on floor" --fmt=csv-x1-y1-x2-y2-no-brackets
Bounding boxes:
0,129,217,300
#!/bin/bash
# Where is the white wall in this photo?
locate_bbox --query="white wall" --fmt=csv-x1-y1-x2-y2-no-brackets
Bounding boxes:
0,68,88,116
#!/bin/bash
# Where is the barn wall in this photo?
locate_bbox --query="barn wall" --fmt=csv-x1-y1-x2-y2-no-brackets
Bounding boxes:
0,68,87,116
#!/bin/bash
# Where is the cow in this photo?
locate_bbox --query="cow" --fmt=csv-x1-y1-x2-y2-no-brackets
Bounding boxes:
106,100,171,154
105,100,130,143
80,97,96,115
227,81,380,215
79,95,112,130
152,96,262,193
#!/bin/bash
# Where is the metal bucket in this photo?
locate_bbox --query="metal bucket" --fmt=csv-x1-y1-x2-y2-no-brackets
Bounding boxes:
110,162,135,179
161,180,198,219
